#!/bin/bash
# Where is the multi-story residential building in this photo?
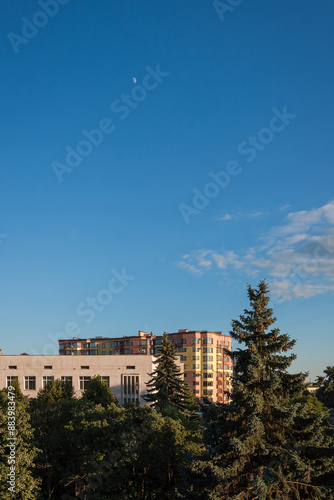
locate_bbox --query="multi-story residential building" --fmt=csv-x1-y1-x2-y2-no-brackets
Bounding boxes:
0,354,172,405
58,331,155,357
58,329,233,403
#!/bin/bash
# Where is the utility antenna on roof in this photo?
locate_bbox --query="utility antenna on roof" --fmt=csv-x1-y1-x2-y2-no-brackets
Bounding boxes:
145,324,148,333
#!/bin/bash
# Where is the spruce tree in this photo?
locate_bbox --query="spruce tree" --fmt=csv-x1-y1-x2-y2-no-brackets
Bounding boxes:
0,379,41,499
143,333,194,415
186,280,334,500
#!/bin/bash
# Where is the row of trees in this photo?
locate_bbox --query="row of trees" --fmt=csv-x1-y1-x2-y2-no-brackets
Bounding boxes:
0,281,333,499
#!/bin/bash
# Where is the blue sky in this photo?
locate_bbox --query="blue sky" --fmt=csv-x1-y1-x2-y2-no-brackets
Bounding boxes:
0,0,333,380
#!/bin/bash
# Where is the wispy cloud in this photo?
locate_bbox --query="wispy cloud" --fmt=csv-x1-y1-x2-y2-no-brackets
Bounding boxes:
176,201,334,301
248,210,264,218
219,213,232,221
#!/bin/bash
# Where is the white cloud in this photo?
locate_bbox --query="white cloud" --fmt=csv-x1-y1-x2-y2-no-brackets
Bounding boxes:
176,201,334,301
219,213,232,221
248,210,263,218
176,262,203,275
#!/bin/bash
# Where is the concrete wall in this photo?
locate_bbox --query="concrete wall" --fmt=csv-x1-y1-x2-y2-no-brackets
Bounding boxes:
0,355,180,405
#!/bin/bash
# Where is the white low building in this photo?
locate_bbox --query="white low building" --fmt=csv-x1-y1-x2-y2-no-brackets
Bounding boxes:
0,354,183,405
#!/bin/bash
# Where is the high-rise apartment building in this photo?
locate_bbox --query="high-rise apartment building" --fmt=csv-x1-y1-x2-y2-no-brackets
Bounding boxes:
58,329,233,403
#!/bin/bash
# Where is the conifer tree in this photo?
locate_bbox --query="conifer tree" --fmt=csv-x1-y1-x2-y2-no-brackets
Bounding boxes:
143,333,195,415
186,280,334,499
0,379,41,499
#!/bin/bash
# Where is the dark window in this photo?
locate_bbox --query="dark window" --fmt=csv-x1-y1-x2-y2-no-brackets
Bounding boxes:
24,376,36,390
81,366,89,369
126,366,135,369
8,366,17,369
44,365,52,369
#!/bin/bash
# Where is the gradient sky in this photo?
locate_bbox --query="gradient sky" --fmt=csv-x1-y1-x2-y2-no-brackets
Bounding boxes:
1,1,333,380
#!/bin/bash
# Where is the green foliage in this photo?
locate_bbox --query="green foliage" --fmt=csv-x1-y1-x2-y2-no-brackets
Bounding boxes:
185,281,334,500
36,378,75,405
143,333,197,417
81,375,119,408
87,405,202,499
291,394,330,418
0,379,41,499
30,395,200,499
316,366,334,408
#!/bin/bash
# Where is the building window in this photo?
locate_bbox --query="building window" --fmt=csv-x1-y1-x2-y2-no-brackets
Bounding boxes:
203,338,213,345
193,381,200,385
202,389,213,396
154,339,162,345
44,365,52,369
79,376,91,390
139,340,149,346
83,343,89,348
90,343,96,348
102,343,106,348
193,364,200,369
83,351,88,355
193,347,200,352
61,376,73,384
124,340,133,346
101,376,110,386
182,338,187,344
8,366,17,370
126,366,136,369
203,364,213,370
66,343,71,348
124,349,133,354
109,351,113,355
123,375,139,404
180,355,187,361
6,376,18,387
226,341,230,347
24,376,36,390
202,373,213,378
109,343,114,348
203,347,213,353
42,376,54,388
193,338,200,344
203,356,213,362
193,356,199,361
203,381,213,387
102,351,106,355
90,350,98,355
224,357,230,362
224,364,230,370
81,366,89,369
139,349,146,354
